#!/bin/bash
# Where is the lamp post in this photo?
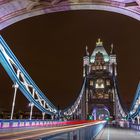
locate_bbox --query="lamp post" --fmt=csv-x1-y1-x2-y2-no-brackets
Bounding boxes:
11,83,19,120
29,102,34,120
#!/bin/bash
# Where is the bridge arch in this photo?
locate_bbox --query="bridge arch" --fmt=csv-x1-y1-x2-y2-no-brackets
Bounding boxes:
0,0,140,120
92,105,110,120
0,1,140,30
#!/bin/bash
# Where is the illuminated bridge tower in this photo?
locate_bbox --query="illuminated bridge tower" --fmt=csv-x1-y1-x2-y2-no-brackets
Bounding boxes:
83,39,117,120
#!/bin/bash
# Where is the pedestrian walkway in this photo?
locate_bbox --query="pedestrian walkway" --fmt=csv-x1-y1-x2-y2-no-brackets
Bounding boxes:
95,126,140,140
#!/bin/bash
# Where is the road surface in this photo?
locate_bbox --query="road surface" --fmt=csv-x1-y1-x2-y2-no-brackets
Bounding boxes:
95,126,140,140
0,121,101,140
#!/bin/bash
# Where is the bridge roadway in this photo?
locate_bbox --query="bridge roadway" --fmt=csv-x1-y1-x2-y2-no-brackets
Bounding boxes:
0,121,140,140
0,121,101,140
95,125,140,140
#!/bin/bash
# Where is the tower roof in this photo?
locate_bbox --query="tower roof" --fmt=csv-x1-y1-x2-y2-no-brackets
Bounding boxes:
90,39,109,63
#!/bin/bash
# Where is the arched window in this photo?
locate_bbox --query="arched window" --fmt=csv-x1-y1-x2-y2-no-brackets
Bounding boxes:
100,65,103,70
104,94,109,99
97,92,104,99
92,66,95,70
90,80,93,86
103,65,106,70
96,65,99,70
95,79,105,89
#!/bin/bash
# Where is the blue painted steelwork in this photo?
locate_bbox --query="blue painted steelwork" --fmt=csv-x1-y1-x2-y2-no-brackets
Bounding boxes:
113,76,127,118
128,83,140,119
0,34,137,121
0,35,57,115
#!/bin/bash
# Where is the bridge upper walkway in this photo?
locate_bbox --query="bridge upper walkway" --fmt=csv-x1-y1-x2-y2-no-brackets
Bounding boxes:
0,0,140,30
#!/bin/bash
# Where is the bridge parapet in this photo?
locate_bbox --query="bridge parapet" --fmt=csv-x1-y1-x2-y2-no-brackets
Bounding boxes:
0,119,63,129
0,119,104,129
129,123,140,131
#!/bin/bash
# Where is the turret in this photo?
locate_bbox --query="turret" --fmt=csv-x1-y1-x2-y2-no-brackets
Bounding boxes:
83,39,117,120
109,44,117,76
83,46,89,77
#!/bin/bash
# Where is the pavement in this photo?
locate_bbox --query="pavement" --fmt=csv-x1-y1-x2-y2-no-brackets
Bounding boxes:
0,121,100,140
95,126,140,140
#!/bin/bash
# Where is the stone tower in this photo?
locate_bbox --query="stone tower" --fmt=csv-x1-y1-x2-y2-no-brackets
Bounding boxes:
83,39,117,120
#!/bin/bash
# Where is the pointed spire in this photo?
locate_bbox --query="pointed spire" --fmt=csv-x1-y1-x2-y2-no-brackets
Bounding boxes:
110,43,114,54
96,38,103,46
85,45,89,56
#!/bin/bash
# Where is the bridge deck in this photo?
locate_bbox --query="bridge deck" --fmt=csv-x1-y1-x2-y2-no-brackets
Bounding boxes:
1,122,140,140
95,126,140,140
0,121,102,140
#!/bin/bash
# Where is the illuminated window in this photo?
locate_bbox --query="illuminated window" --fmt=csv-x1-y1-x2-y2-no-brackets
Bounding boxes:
96,65,99,70
104,94,109,99
97,93,104,99
95,79,104,89
90,80,93,86
103,66,106,70
92,66,95,70
96,83,104,88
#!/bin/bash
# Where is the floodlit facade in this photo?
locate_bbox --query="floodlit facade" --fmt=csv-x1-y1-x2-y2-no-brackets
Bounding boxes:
83,39,117,119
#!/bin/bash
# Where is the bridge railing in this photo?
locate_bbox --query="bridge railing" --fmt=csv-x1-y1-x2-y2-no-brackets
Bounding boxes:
0,35,57,116
129,82,140,119
116,120,140,131
62,78,86,116
129,123,140,131
0,119,63,129
0,119,103,129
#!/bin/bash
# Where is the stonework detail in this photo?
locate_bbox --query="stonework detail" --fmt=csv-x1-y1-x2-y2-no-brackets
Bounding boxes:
83,39,117,119
0,0,140,30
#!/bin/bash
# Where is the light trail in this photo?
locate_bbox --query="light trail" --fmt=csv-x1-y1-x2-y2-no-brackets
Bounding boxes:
0,121,105,140
15,121,104,140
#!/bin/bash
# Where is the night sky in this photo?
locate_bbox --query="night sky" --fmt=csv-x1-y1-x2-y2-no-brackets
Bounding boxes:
0,10,140,112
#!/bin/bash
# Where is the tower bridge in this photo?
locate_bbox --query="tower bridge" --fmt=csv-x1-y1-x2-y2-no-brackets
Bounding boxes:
0,35,140,139
62,39,126,121
0,36,140,139
0,0,140,139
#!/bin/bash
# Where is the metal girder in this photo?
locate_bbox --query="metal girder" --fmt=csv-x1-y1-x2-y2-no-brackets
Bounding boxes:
0,0,140,30
129,82,140,119
0,35,57,115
